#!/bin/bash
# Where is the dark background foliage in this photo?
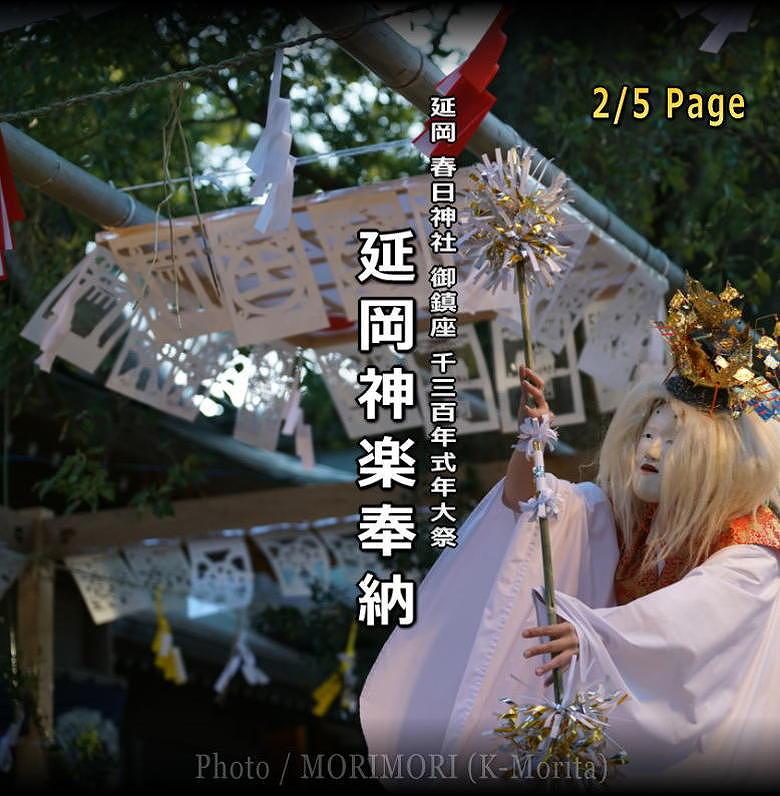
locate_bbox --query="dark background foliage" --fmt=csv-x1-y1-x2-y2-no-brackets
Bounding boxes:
0,1,777,661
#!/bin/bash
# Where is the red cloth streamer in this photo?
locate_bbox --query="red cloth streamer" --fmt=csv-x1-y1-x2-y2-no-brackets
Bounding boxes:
0,130,25,281
413,6,512,159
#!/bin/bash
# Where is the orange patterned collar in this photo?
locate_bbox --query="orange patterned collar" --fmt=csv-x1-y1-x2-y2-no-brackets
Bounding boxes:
613,503,780,605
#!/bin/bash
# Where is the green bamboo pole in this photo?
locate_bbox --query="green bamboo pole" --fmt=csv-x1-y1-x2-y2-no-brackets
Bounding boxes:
515,260,563,705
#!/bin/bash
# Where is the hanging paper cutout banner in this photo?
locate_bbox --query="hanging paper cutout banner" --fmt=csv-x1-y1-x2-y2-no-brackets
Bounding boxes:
319,524,390,594
316,343,424,439
202,211,329,346
233,343,297,451
65,550,153,625
578,262,669,392
123,543,191,615
151,587,187,685
246,48,296,234
530,232,624,356
413,5,512,158
405,325,501,436
106,310,235,422
186,537,254,619
586,293,672,414
0,130,24,281
213,609,270,694
21,246,133,374
99,219,233,344
490,316,585,431
306,186,433,321
311,619,358,717
252,527,330,598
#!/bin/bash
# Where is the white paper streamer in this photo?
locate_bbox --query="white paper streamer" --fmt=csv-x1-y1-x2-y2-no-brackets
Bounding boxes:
247,48,296,234
214,614,270,694
294,419,315,469
518,486,563,520
33,264,84,372
281,386,301,436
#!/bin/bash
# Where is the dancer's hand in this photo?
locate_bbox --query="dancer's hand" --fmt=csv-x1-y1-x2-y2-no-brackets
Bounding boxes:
522,620,579,687
518,366,554,424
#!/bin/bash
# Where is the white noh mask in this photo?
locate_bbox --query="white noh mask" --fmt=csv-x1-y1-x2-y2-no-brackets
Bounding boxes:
631,402,678,504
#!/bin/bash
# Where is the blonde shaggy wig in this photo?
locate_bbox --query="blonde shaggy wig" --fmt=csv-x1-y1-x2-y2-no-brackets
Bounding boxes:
596,378,780,575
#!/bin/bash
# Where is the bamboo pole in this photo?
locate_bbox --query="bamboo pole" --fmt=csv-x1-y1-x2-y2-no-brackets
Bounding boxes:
515,262,562,704
304,5,684,290
0,122,155,228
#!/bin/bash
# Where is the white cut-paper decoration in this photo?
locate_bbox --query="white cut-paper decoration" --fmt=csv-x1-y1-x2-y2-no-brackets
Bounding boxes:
578,262,669,391
0,546,26,601
405,324,500,435
491,316,586,431
233,342,298,450
214,616,270,694
316,343,424,439
99,220,232,344
65,550,152,625
403,175,463,275
20,246,133,373
294,420,315,469
531,232,626,354
252,528,330,598
318,524,390,588
307,187,432,321
247,48,296,234
186,537,253,618
586,293,671,413
106,310,234,421
203,210,328,345
123,544,191,614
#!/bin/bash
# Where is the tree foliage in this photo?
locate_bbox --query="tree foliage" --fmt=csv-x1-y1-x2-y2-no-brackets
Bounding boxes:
0,3,777,521
491,5,779,317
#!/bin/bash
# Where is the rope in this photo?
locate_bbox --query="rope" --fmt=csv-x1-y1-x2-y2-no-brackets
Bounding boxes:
117,138,415,193
0,4,430,123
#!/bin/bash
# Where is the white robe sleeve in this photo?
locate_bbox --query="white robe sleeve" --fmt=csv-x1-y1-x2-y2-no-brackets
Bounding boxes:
545,543,780,785
360,471,780,787
358,472,620,765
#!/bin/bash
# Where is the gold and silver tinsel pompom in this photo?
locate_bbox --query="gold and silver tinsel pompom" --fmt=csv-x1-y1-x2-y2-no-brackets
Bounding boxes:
487,679,630,785
458,146,573,294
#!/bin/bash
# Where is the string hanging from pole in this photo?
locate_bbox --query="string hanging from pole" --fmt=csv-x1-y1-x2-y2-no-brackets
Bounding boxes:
132,81,222,327
116,138,415,195
0,4,431,124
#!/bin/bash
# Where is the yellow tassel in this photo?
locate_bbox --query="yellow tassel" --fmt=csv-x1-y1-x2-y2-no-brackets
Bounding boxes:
152,587,187,686
311,620,359,716
311,671,342,717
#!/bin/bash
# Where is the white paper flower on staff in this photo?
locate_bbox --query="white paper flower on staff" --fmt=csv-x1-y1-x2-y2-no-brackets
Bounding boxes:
458,146,572,294
519,487,562,520
514,414,559,458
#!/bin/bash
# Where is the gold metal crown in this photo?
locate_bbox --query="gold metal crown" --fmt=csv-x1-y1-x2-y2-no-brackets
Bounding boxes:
654,275,780,419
